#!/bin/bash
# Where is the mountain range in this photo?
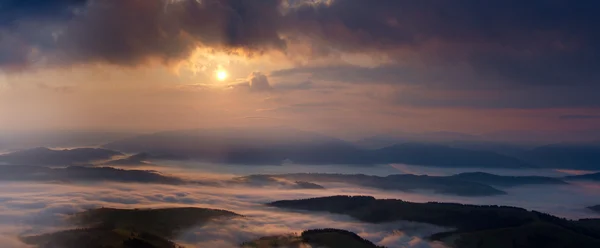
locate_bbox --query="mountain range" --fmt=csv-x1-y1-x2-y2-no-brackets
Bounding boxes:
0,147,122,166
101,128,536,168
2,128,599,170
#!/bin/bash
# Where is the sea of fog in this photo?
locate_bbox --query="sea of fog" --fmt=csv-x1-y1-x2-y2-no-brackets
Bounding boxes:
1,160,600,248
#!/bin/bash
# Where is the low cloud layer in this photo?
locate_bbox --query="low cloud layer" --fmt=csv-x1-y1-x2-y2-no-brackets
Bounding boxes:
0,181,449,248
2,160,600,247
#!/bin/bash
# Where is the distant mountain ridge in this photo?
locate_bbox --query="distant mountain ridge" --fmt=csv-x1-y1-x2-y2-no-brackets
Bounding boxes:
520,143,600,170
240,173,506,196
0,147,122,166
6,128,595,170
451,172,568,187
564,172,600,182
0,165,185,184
102,128,533,168
372,143,532,168
243,172,568,196
103,127,373,165
588,205,600,213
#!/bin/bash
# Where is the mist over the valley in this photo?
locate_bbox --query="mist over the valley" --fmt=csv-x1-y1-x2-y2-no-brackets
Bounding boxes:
1,128,600,247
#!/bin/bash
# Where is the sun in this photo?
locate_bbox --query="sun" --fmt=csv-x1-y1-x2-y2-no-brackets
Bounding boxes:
216,69,228,81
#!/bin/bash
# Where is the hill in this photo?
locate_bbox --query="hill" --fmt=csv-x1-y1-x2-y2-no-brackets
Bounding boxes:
103,127,372,165
300,229,385,248
21,228,180,248
104,152,152,166
0,165,185,184
232,175,325,189
450,172,568,187
564,172,600,182
372,143,531,168
0,131,135,151
269,196,600,248
21,207,240,248
102,128,543,168
0,147,122,166
103,152,189,166
242,173,505,196
520,143,600,170
447,221,600,248
355,132,479,149
241,229,384,248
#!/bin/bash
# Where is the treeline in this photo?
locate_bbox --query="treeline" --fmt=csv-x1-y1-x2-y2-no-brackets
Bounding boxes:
270,195,600,248
269,195,585,231
301,228,386,248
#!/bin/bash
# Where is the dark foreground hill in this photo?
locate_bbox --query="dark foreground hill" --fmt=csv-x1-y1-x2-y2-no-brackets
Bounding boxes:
21,207,240,248
269,196,600,248
242,229,385,248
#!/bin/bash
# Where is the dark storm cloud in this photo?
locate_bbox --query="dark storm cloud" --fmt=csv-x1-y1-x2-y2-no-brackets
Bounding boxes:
279,0,600,87
0,0,87,24
1,0,599,91
55,0,285,65
0,0,285,67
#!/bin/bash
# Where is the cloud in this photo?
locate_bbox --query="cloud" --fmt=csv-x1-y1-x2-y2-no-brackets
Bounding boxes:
0,0,87,25
247,72,273,92
1,0,599,115
0,0,598,87
271,65,421,85
0,0,285,69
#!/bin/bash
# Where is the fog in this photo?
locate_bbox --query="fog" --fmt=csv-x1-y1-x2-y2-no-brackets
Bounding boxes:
132,160,600,219
2,158,600,247
0,180,449,248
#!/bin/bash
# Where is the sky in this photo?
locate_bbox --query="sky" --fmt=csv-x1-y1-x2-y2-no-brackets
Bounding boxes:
0,0,599,140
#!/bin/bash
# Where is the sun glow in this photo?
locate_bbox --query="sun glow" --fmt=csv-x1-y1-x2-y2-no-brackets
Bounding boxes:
216,70,228,81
